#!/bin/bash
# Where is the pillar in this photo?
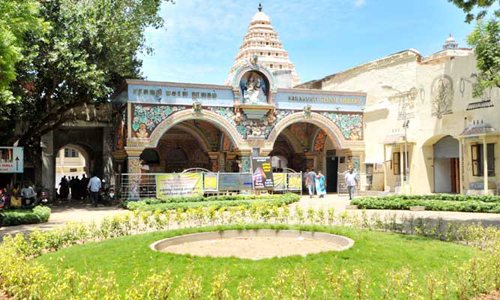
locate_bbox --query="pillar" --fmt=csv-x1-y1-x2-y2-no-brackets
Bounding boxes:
41,132,56,197
239,150,252,173
218,152,226,172
208,152,220,172
483,136,488,194
125,147,144,199
458,138,464,195
383,144,387,192
102,127,114,184
399,143,404,188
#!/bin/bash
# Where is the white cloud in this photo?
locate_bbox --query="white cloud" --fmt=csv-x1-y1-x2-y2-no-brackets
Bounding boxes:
354,0,365,7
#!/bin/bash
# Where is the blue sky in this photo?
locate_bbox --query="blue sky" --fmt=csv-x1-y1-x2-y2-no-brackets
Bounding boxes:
139,0,480,85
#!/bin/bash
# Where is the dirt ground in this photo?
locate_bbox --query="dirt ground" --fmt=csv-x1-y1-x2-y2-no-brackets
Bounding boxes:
162,236,344,260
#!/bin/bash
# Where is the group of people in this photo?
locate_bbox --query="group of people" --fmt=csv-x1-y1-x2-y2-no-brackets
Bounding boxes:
58,175,89,200
0,182,39,209
304,167,359,200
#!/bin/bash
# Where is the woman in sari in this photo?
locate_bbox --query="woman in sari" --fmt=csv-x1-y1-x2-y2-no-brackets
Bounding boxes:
316,172,326,198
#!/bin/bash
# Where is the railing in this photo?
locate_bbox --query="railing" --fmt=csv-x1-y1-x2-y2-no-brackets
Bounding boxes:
117,172,303,200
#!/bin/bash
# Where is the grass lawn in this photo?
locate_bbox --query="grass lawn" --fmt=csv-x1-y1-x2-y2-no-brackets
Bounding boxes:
35,224,479,298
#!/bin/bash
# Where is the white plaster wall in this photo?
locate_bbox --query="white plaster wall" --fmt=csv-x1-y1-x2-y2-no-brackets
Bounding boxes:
434,158,452,193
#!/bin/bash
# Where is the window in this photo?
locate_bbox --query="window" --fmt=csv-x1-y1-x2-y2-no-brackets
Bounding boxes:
270,64,273,68
392,151,409,175
471,143,495,176
64,148,79,158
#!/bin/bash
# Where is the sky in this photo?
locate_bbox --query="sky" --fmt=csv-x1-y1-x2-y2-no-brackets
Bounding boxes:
138,0,482,85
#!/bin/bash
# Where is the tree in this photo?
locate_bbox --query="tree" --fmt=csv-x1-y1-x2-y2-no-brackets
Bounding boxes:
468,20,500,95
0,0,47,105
448,0,500,23
0,0,172,147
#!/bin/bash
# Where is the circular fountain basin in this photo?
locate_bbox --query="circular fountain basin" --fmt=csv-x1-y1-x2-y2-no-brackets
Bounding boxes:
151,229,354,260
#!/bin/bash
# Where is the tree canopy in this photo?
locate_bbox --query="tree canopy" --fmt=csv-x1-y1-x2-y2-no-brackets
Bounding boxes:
449,0,500,23
0,0,172,146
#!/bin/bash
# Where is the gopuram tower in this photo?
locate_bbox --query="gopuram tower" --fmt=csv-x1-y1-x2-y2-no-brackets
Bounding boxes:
226,3,300,88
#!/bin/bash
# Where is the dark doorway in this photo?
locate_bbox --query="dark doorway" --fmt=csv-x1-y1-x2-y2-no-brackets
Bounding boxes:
326,157,338,193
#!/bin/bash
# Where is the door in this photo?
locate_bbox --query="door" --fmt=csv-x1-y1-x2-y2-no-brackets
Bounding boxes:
326,157,338,193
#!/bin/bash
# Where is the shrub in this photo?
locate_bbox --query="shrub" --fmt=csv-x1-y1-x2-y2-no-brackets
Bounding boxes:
1,206,51,226
124,193,300,212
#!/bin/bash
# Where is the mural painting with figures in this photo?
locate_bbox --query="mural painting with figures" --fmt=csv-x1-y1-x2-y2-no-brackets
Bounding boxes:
240,71,269,104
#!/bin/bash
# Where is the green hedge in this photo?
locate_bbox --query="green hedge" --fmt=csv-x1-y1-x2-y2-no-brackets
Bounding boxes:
2,206,51,226
368,194,500,203
351,196,500,213
125,193,300,211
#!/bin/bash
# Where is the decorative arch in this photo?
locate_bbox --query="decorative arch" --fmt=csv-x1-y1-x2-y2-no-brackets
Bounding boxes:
266,112,347,151
422,134,458,147
279,129,303,153
132,109,246,150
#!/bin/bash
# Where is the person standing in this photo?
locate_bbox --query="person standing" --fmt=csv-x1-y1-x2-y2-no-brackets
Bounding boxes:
316,172,326,198
307,168,317,198
87,173,101,207
345,168,358,200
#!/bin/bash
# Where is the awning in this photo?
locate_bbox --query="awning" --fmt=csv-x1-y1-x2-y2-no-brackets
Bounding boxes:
460,121,499,137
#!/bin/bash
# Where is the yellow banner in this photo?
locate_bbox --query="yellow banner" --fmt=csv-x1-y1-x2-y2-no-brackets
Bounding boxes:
288,174,302,191
156,173,202,198
273,173,286,190
204,173,218,191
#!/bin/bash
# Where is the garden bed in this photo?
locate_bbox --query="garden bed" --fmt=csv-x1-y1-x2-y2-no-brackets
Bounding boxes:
351,196,500,213
34,224,477,298
1,206,51,226
124,193,300,211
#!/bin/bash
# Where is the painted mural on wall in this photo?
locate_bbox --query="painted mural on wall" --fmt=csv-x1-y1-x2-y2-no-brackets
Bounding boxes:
131,104,185,138
240,71,269,104
321,112,363,140
314,130,327,152
431,75,453,119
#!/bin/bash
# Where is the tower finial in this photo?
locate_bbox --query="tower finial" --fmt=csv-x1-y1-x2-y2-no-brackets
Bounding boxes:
258,2,262,12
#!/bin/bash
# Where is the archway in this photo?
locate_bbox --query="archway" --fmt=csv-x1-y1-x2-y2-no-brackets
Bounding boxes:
54,143,94,200
433,136,460,193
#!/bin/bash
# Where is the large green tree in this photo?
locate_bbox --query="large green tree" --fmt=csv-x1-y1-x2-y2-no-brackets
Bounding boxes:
0,0,47,105
1,0,171,147
448,0,500,23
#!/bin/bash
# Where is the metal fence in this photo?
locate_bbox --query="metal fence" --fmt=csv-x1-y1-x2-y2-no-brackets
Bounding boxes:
117,172,303,200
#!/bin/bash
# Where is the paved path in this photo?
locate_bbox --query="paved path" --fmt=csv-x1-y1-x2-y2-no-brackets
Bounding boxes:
2,194,500,239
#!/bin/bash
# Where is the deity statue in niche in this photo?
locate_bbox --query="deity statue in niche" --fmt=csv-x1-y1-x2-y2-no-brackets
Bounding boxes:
240,71,268,104
136,123,149,138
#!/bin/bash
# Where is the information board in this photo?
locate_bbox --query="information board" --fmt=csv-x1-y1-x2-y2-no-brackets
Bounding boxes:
287,173,302,191
156,173,202,198
203,173,218,191
0,147,24,173
273,173,286,190
251,157,274,189
218,173,253,190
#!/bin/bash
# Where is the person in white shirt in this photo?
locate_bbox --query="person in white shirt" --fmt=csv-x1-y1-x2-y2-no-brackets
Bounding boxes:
344,168,358,200
87,173,101,207
21,182,36,207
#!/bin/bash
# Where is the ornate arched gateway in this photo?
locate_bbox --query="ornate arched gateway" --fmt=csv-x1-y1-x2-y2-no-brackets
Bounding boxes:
112,60,366,188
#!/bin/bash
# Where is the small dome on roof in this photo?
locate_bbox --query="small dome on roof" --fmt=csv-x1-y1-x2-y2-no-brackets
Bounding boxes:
252,11,270,23
446,35,456,44
443,34,458,50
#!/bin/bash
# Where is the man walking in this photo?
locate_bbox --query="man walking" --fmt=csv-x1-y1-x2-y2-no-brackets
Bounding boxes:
345,168,358,200
307,168,317,198
87,173,101,207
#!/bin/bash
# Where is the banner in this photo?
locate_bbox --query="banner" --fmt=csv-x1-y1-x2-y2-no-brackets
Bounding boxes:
273,173,286,190
0,147,23,173
203,173,218,191
287,173,302,191
251,157,274,189
218,173,252,190
156,173,202,198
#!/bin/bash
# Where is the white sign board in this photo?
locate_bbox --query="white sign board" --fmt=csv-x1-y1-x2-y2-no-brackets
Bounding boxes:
0,147,24,173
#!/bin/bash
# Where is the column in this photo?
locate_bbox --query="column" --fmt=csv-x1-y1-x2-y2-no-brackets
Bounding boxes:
218,152,226,172
483,137,488,194
399,144,404,189
102,127,114,184
41,132,56,197
125,147,145,200
208,152,220,172
239,150,252,173
383,144,387,192
458,138,464,195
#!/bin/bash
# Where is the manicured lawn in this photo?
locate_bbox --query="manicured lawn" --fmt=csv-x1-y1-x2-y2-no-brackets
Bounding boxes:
35,224,479,298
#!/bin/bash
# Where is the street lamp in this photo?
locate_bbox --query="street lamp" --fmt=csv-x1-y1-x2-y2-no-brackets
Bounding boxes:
381,85,410,185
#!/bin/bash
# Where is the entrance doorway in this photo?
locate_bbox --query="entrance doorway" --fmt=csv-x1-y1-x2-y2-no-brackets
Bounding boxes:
326,157,338,193
433,136,460,193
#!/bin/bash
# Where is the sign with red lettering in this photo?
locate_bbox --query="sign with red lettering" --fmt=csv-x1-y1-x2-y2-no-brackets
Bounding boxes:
0,147,24,173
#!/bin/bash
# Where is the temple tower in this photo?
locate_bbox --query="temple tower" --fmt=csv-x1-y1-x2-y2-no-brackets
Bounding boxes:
226,3,300,88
